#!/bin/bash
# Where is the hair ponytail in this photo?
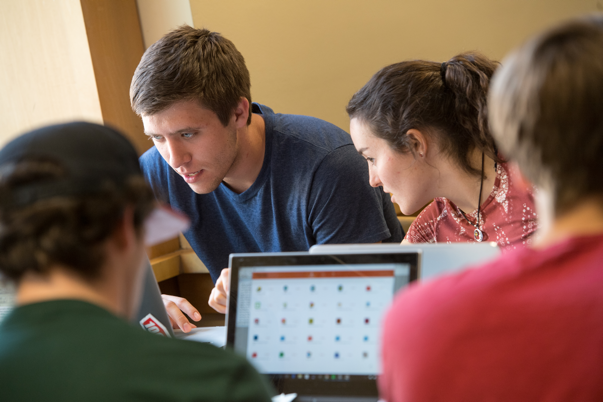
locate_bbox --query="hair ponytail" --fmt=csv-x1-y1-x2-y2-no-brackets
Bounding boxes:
443,53,500,167
347,51,502,177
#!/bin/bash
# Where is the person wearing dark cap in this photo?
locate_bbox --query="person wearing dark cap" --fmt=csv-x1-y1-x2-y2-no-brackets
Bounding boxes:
379,15,603,401
130,26,403,331
0,122,273,401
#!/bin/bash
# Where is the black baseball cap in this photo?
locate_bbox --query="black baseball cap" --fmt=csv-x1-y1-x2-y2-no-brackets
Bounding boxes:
0,121,189,246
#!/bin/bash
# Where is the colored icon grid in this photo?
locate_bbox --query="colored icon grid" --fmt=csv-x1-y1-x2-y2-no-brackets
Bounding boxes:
246,270,395,374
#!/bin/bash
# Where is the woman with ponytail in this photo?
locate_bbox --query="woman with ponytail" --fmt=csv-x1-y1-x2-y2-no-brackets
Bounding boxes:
347,52,537,249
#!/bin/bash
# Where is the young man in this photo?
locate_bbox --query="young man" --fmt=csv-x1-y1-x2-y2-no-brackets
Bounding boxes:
0,122,273,401
379,15,603,401
130,26,403,330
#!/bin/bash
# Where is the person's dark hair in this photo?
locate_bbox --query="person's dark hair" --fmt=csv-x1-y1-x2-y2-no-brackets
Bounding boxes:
347,52,502,176
489,15,603,215
0,158,155,282
130,25,252,126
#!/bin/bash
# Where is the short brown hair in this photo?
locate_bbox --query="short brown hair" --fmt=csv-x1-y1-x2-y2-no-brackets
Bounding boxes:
489,15,603,215
0,158,155,282
347,52,501,177
130,25,252,126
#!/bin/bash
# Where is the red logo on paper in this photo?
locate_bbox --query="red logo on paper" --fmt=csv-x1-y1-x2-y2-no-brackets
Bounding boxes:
139,314,171,337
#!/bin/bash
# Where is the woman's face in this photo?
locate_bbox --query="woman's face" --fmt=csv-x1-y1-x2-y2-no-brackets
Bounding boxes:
349,118,434,215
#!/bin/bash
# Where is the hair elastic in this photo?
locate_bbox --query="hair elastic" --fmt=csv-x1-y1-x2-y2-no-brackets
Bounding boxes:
440,62,448,87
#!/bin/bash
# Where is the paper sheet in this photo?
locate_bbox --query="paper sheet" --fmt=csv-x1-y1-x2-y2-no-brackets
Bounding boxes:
174,326,226,348
272,393,297,402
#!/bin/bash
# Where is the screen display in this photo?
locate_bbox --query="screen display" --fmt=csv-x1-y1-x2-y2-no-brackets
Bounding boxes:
233,264,410,375
227,253,418,398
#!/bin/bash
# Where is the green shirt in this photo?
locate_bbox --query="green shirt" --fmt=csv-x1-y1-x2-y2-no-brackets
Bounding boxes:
0,300,273,401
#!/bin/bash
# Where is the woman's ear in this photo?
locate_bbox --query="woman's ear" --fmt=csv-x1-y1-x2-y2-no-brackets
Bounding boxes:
406,129,428,158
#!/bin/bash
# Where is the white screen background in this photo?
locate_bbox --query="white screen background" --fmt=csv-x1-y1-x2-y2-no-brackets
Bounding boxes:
240,264,408,375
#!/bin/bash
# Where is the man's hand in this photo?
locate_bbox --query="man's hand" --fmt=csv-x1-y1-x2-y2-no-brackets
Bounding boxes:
208,268,230,314
161,294,201,333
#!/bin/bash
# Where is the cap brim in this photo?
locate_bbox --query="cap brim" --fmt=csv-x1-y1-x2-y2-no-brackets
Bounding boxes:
144,205,191,246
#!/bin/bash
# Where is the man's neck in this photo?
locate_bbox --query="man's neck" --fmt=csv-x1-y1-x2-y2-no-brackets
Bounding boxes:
222,113,266,194
16,265,122,317
533,195,603,248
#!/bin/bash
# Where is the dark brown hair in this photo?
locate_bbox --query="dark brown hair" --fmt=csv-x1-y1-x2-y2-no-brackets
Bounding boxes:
130,25,252,126
347,52,501,176
489,15,603,215
0,158,155,282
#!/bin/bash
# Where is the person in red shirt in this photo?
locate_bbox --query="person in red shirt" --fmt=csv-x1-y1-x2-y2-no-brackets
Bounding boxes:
347,52,537,250
379,15,603,401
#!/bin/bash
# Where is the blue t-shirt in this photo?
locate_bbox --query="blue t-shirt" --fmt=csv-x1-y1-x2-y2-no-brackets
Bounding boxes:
140,104,403,281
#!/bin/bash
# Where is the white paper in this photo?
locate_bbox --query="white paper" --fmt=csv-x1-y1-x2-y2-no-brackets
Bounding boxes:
174,326,226,348
272,393,297,402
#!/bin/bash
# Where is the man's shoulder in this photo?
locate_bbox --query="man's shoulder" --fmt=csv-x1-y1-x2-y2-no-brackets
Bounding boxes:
257,103,352,153
138,146,173,202
135,333,272,399
126,324,238,364
0,301,271,401
139,145,164,170
388,235,603,325
381,236,603,401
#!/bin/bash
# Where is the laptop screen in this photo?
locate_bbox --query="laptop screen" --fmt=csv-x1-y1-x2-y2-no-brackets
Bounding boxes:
310,242,500,281
227,252,419,400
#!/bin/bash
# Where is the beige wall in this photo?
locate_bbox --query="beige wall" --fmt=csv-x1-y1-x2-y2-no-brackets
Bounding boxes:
137,0,193,48
1,1,595,149
1,1,150,154
0,0,103,148
191,0,597,132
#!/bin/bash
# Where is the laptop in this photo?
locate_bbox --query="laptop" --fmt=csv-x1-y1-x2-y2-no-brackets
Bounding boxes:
134,258,175,338
226,251,420,402
310,243,500,281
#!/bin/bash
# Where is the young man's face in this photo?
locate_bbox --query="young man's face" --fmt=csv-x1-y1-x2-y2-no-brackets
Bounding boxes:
142,100,239,194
